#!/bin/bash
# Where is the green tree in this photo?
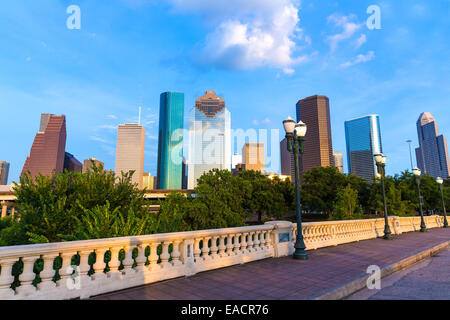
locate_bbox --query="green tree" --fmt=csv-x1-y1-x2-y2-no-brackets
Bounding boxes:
332,185,360,220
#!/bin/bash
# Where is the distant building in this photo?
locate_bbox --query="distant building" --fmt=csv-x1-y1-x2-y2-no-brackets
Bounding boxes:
415,112,449,178
182,157,188,189
188,90,231,189
232,163,245,176
64,152,82,173
333,152,344,173
345,115,382,181
82,158,104,173
232,153,242,169
142,173,156,190
115,123,145,189
265,173,291,182
157,92,184,190
280,137,299,182
296,95,334,176
0,161,9,185
22,113,67,179
242,143,265,172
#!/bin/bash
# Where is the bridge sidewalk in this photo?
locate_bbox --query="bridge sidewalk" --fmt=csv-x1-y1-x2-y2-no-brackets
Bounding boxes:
92,228,450,300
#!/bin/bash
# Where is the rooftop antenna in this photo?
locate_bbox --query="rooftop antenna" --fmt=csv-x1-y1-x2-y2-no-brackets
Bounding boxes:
406,140,414,170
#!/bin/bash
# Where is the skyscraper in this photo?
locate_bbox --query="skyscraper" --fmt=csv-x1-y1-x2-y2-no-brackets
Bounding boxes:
345,115,383,181
232,153,242,169
64,152,82,173
188,90,231,189
115,123,145,189
0,161,9,185
242,143,265,172
157,92,184,189
280,138,296,182
296,95,334,176
22,113,67,178
333,151,344,173
83,158,104,173
415,112,450,178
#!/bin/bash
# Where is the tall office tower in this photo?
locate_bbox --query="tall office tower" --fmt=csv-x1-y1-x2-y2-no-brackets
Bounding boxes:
333,151,344,173
157,92,184,189
22,113,67,178
64,152,82,173
232,153,242,169
182,157,188,189
82,158,104,173
344,115,383,181
296,95,334,176
415,112,450,178
280,138,299,182
0,161,9,185
188,90,231,189
242,143,265,172
142,173,156,190
115,123,145,189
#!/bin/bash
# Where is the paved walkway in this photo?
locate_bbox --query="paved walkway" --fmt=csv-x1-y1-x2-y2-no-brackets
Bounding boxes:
347,246,450,300
93,228,450,300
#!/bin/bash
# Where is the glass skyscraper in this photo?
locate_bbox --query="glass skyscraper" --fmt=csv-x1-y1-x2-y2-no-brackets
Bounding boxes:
188,90,231,189
157,92,184,189
415,112,449,178
345,115,383,181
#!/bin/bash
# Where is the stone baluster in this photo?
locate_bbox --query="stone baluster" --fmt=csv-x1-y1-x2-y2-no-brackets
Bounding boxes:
92,248,108,280
15,256,39,296
56,252,76,289
210,237,219,259
160,242,171,268
260,231,266,250
37,253,58,291
135,244,148,273
226,234,234,256
240,233,248,254
0,258,18,298
107,247,122,278
78,251,92,279
171,240,182,266
148,242,161,269
201,237,211,261
265,230,272,249
247,232,254,253
193,238,202,262
233,233,241,255
218,235,227,257
254,231,261,250
122,246,136,275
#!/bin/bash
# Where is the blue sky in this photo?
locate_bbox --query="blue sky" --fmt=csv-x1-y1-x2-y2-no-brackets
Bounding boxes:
1,0,449,183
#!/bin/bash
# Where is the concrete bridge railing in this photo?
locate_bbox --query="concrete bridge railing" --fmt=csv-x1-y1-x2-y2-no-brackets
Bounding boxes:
0,215,445,300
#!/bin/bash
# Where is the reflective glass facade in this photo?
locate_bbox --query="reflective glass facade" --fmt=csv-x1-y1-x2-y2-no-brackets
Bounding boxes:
415,112,450,178
157,92,184,189
345,115,382,181
188,91,231,189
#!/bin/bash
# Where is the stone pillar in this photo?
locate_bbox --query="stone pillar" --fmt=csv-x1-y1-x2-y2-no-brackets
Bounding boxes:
1,201,7,218
264,221,294,258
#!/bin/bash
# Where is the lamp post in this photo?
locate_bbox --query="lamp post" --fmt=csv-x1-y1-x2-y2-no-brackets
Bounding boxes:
283,116,308,260
413,168,427,232
436,177,448,228
374,154,392,240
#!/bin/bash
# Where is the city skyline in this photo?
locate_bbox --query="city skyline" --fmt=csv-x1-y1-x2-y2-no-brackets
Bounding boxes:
1,1,449,183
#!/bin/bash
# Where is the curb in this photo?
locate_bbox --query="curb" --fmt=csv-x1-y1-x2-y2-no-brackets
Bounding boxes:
312,239,450,300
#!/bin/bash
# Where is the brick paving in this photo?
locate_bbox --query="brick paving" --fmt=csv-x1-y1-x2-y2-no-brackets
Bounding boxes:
92,228,450,300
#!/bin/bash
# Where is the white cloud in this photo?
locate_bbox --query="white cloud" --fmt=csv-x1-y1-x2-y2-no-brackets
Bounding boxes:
327,14,362,52
355,34,367,49
167,0,310,73
106,114,118,119
89,136,114,144
340,51,375,68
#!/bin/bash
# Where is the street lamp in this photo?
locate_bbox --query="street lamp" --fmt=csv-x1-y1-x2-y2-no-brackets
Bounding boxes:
413,168,427,232
283,116,308,260
374,153,392,240
436,177,448,228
